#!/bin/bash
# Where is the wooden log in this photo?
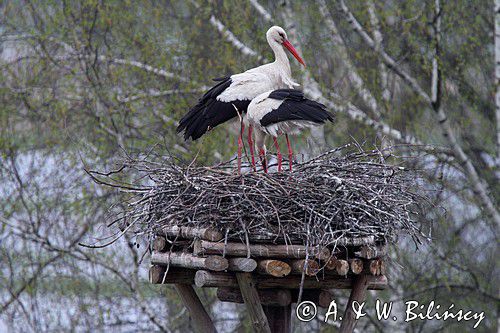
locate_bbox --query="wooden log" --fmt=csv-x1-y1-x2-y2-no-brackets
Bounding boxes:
289,259,320,276
291,289,334,308
348,259,364,274
235,272,271,333
364,259,385,275
174,284,216,333
334,236,376,246
195,270,388,290
217,287,291,306
227,257,257,272
257,260,291,277
152,237,168,252
161,226,223,242
325,259,349,276
193,240,330,260
151,252,228,271
149,265,195,284
339,275,369,333
355,244,387,259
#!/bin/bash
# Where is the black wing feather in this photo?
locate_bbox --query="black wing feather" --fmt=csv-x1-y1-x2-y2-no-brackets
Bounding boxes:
177,76,250,140
260,89,334,127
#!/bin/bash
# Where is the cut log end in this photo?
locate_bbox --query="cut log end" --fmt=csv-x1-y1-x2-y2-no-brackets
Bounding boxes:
349,258,364,274
289,259,320,276
257,259,291,277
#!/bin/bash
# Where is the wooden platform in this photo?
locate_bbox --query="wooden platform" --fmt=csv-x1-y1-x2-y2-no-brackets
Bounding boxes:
149,226,388,333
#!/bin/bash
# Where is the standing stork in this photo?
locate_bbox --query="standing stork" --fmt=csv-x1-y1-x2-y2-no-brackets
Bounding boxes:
247,89,334,172
176,26,305,172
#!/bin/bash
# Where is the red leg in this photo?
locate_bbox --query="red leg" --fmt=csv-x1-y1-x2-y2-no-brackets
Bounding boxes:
237,122,245,174
259,147,268,173
247,125,256,171
285,134,293,171
273,137,282,172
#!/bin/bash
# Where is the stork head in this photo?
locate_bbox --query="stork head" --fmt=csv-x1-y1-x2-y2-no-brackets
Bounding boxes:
266,26,306,67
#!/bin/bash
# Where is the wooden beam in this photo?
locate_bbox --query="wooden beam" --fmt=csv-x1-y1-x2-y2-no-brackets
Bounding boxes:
235,272,271,333
149,265,195,284
195,270,387,290
174,284,216,333
339,275,369,333
161,226,224,242
194,240,330,260
217,287,291,306
151,252,228,271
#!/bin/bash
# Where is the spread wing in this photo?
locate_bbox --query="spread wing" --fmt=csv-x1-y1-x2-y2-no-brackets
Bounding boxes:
177,72,275,141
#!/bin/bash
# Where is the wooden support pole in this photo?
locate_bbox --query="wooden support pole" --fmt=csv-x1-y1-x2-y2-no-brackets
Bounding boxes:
217,287,291,306
288,259,320,276
339,274,369,333
195,270,387,290
227,257,257,272
263,304,291,333
291,289,334,308
235,272,271,333
174,284,217,333
194,240,330,260
149,265,196,284
257,260,291,277
151,252,228,271
161,226,224,242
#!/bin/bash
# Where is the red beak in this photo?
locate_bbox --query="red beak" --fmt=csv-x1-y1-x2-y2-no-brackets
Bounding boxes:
282,39,306,67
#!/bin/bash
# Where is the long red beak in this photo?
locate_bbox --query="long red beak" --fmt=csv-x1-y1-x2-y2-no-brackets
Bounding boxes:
282,39,306,67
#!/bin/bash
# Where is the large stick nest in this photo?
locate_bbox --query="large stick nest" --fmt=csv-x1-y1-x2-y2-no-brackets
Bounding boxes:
89,144,428,248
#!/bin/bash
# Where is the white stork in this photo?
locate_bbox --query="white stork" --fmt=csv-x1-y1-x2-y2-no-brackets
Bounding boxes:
246,89,334,172
176,26,305,172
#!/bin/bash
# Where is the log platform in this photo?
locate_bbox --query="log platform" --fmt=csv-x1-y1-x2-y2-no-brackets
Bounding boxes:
149,228,388,333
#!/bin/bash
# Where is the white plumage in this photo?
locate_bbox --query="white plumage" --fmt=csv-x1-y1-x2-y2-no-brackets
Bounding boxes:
246,89,334,172
177,26,305,142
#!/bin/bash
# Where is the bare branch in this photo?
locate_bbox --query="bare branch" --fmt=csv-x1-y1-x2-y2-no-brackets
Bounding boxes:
249,0,272,22
339,0,500,226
